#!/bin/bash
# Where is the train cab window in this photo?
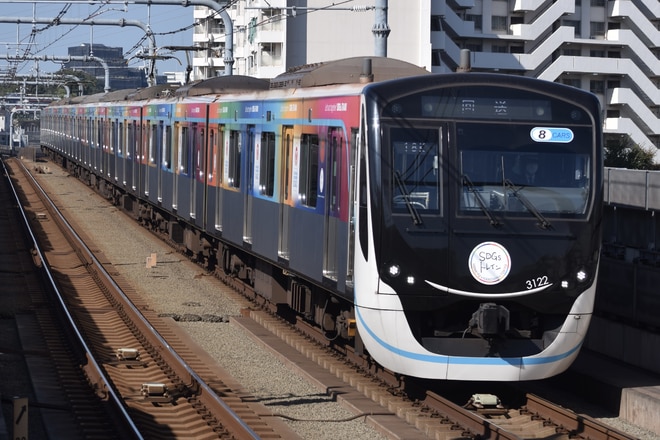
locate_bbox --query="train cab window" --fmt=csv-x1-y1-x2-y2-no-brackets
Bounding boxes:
299,134,319,208
228,130,241,188
260,131,276,196
457,123,591,217
389,127,440,213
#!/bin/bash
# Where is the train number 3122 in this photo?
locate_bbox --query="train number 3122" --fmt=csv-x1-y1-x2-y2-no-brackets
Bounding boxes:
526,276,550,289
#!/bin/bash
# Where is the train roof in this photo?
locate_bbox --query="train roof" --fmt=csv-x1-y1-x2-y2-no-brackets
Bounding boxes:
270,56,430,89
175,75,270,97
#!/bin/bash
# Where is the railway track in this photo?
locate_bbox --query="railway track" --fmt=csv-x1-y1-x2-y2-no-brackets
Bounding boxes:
5,157,298,439
18,155,642,440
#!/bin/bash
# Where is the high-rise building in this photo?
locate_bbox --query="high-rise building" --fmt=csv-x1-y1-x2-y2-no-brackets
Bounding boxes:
192,0,659,152
64,43,150,91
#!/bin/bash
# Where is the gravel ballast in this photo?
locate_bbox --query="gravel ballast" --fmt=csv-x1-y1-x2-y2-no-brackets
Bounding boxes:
34,163,387,440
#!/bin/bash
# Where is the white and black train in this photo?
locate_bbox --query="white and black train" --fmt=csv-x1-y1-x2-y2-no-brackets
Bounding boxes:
41,57,603,380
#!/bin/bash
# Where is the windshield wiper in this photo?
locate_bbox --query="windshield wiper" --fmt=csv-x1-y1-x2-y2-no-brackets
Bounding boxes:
462,174,500,227
504,179,552,229
394,171,423,225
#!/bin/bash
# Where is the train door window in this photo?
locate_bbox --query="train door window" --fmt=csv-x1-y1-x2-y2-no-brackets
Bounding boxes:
299,134,319,208
260,131,276,196
209,128,217,184
328,127,343,212
149,122,157,165
194,124,204,180
163,125,172,171
180,125,189,175
228,130,241,188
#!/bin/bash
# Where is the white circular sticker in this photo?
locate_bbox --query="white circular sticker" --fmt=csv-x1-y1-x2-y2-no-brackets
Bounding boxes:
468,242,511,285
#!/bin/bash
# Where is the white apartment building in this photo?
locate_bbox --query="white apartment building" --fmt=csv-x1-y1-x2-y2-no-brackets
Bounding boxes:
193,0,660,153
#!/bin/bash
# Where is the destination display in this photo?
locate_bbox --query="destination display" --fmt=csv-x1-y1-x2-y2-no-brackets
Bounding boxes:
421,95,553,121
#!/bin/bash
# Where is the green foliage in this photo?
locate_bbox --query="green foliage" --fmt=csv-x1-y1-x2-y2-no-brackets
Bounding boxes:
604,135,657,170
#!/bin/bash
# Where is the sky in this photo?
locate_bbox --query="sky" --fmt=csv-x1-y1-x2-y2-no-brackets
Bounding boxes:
0,1,199,77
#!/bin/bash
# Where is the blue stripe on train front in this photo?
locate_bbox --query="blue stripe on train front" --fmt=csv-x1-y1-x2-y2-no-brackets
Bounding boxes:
355,306,581,366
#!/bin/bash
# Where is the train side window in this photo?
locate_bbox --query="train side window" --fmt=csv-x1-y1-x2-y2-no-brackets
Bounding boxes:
260,131,276,196
228,130,241,188
300,134,319,208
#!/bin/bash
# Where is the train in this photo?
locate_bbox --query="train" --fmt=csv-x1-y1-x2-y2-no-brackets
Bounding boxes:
40,57,603,381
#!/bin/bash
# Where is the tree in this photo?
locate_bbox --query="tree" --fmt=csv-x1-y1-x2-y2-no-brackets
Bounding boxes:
604,135,657,170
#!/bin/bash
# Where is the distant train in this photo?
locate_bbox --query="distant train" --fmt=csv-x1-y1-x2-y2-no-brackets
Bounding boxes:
40,57,603,381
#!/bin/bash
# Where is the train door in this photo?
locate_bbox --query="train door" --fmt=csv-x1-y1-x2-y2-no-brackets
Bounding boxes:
323,127,344,280
244,125,255,244
191,123,198,218
213,125,224,231
279,125,294,259
173,122,181,210
126,121,142,191
146,122,154,196
346,128,359,288
117,121,125,183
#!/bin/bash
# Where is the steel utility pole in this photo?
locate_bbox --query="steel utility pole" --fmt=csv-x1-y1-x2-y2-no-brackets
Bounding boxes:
2,0,234,76
0,16,157,86
373,0,390,57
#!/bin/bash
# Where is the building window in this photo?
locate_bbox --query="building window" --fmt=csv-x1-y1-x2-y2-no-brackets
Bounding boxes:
590,22,606,38
563,20,581,38
466,14,482,31
590,0,605,6
431,50,441,66
492,16,508,32
562,78,582,88
466,43,482,52
590,80,605,94
563,48,581,56
590,49,606,57
431,15,443,32
492,44,507,53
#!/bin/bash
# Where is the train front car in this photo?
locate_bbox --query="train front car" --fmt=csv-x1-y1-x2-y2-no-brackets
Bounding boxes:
354,74,603,381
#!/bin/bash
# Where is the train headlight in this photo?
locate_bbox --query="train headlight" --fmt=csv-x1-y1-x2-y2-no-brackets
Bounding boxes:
406,276,415,285
576,269,588,283
387,264,401,277
561,280,569,289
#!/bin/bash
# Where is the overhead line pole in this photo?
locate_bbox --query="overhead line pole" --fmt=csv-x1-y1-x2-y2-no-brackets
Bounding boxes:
2,0,234,76
0,16,158,86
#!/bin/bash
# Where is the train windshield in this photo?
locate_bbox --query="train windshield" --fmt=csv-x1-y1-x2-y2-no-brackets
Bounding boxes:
386,121,593,222
458,122,592,217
